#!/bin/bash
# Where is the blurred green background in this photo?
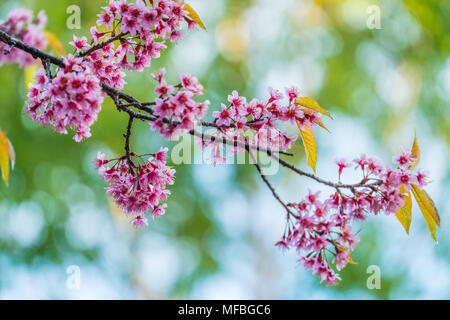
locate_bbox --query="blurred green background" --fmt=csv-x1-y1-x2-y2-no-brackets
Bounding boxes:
0,0,449,299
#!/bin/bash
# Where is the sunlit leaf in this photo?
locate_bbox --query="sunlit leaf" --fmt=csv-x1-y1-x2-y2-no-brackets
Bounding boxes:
409,131,420,169
313,118,330,133
338,245,357,264
44,31,66,56
395,185,412,234
411,184,440,242
24,62,39,89
0,129,15,185
183,3,206,30
300,107,330,133
295,97,333,119
297,122,317,173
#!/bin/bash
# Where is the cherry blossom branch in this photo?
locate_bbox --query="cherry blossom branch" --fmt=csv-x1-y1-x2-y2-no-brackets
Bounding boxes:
189,129,294,157
0,28,64,67
77,32,128,58
249,150,299,219
41,57,52,78
0,29,376,193
106,88,295,156
1,4,437,287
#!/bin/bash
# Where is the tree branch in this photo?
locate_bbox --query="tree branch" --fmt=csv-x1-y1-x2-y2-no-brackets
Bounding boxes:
0,29,377,193
270,153,381,190
124,114,134,171
77,32,128,57
249,150,299,219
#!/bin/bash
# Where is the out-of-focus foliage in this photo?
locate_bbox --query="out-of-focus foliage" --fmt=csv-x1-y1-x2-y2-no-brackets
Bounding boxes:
0,129,15,184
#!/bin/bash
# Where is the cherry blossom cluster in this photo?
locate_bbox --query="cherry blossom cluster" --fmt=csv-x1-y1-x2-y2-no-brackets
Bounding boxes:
150,68,209,138
26,55,104,141
203,87,321,163
96,148,175,227
276,149,428,285
69,0,197,90
23,0,197,141
0,8,47,67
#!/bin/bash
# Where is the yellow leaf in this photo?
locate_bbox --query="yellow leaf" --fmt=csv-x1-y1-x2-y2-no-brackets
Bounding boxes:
295,97,333,119
409,131,420,169
395,185,412,235
0,129,14,185
300,107,330,133
44,31,66,56
183,3,206,30
338,245,357,264
6,138,15,170
297,122,317,173
314,118,330,133
411,184,440,242
24,62,39,90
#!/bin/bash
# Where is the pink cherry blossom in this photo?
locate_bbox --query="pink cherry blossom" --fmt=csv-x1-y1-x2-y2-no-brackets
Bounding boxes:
26,55,104,141
268,87,283,103
394,148,416,168
285,86,299,102
94,152,108,169
213,104,233,127
148,70,209,139
415,169,429,188
97,11,114,29
228,90,246,108
334,158,350,177
131,216,148,227
0,8,48,67
97,151,175,225
275,147,428,285
69,35,90,53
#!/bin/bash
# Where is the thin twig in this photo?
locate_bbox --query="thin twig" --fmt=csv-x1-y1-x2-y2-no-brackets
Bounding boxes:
271,153,381,190
77,32,127,57
41,58,52,79
249,150,299,219
124,115,134,169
